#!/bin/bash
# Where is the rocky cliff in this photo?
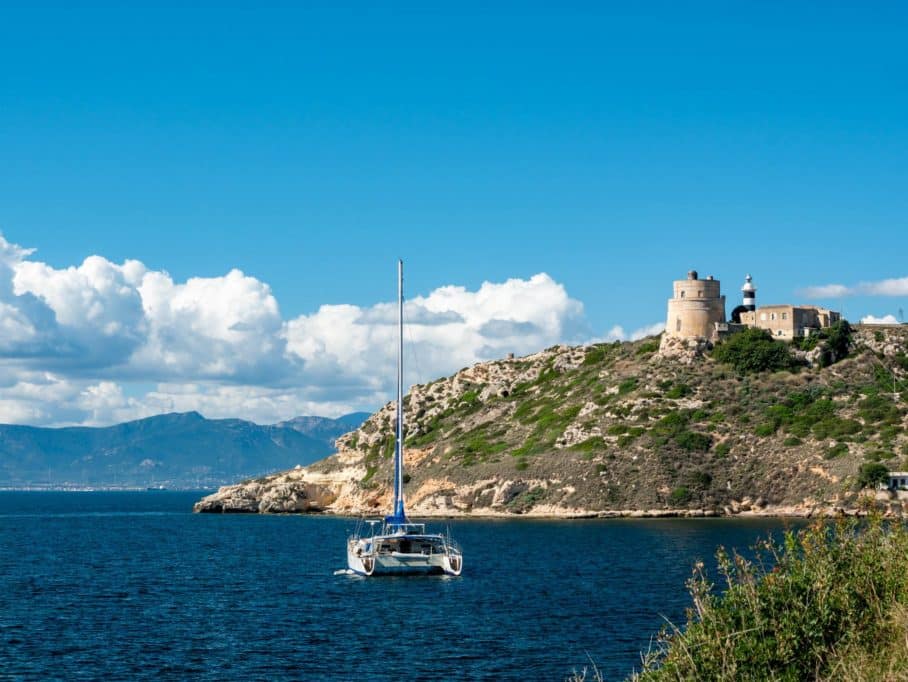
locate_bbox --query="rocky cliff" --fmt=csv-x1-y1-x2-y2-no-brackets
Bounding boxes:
195,326,908,517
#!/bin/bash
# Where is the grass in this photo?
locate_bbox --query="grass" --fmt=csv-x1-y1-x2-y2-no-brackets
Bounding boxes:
629,515,908,681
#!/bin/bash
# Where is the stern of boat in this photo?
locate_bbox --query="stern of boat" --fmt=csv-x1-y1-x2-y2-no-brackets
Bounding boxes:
443,552,462,576
346,537,375,576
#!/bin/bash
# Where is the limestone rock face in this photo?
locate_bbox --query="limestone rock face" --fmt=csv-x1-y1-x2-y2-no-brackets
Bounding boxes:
657,335,711,362
194,480,336,513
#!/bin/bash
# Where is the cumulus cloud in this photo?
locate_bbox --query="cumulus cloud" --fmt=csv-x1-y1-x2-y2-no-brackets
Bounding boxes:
602,321,665,342
0,235,591,426
284,273,588,403
801,276,908,299
861,314,900,325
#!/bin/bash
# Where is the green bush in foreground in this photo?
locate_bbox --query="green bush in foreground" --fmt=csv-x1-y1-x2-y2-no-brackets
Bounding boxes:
629,515,908,681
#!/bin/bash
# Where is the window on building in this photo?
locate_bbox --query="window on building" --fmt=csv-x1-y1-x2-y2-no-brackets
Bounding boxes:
771,313,776,321
698,290,702,297
680,291,685,298
760,313,767,321
676,318,681,332
782,312,788,320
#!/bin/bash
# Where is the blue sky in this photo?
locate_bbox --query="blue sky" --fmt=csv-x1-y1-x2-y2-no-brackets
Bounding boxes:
0,2,906,424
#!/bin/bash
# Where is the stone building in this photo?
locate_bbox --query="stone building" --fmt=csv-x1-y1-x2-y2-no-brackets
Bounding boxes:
663,270,726,340
661,271,841,347
739,304,841,340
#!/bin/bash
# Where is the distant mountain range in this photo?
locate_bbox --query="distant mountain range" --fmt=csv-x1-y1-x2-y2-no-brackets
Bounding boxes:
0,411,370,489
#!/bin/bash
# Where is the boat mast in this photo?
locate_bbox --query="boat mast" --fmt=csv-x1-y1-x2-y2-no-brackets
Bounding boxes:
393,258,407,523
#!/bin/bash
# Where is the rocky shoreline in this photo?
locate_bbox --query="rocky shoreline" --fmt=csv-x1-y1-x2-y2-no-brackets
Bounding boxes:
193,474,908,519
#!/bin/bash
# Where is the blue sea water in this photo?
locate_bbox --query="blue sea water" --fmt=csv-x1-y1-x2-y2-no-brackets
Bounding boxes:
0,492,800,681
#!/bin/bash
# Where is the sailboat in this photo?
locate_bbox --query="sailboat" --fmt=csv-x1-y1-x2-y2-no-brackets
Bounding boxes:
346,260,463,577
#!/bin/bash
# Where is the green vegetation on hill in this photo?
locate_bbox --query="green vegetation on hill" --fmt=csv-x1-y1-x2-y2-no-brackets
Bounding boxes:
629,514,908,681
711,327,803,375
337,324,908,515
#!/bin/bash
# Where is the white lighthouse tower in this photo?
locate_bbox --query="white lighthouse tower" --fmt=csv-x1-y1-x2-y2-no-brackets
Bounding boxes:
741,274,756,311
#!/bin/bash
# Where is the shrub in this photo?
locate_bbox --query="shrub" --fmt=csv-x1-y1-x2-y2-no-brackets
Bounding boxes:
631,516,908,681
687,471,712,489
669,487,691,505
858,393,902,424
857,462,889,488
665,383,692,399
689,408,710,422
866,450,895,462
711,327,801,375
617,428,645,449
583,345,608,365
570,437,605,453
713,441,731,457
635,340,660,356
675,431,712,452
618,378,638,395
819,319,853,366
459,389,480,405
812,417,862,440
824,442,849,459
896,352,908,372
754,421,778,437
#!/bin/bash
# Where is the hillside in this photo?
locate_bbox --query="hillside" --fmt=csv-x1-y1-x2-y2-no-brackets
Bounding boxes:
0,412,368,489
195,326,908,516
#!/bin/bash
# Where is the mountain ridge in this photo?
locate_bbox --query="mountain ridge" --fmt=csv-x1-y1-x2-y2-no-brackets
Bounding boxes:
0,411,369,489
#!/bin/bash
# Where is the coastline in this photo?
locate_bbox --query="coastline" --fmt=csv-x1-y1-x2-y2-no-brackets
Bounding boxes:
192,497,887,520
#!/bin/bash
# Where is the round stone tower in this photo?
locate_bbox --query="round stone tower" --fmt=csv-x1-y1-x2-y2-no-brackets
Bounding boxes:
664,270,726,339
741,274,756,311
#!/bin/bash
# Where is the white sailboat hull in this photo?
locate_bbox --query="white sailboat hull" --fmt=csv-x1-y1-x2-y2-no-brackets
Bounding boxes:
347,534,462,577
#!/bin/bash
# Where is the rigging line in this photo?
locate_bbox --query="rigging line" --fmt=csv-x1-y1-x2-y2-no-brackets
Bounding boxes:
402,299,425,388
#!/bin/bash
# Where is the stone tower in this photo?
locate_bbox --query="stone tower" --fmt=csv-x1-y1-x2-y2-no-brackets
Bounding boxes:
741,274,756,311
664,270,726,339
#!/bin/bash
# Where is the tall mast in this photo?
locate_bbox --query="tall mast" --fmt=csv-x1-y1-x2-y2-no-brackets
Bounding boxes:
393,258,406,522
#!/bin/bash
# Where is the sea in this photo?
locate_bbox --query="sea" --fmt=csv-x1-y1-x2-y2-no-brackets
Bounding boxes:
0,492,802,681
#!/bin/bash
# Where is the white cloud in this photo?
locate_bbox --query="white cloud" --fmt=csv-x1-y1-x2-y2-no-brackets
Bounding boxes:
861,314,900,325
602,321,664,342
284,273,588,403
799,283,852,299
801,276,908,299
0,235,593,426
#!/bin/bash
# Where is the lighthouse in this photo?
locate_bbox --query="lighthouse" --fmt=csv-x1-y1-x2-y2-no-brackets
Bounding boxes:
741,274,756,311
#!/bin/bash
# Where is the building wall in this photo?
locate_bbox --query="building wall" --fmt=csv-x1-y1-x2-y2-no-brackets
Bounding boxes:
740,305,840,340
664,272,726,339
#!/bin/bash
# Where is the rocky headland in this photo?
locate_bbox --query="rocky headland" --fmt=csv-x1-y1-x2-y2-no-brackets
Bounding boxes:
195,325,908,519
